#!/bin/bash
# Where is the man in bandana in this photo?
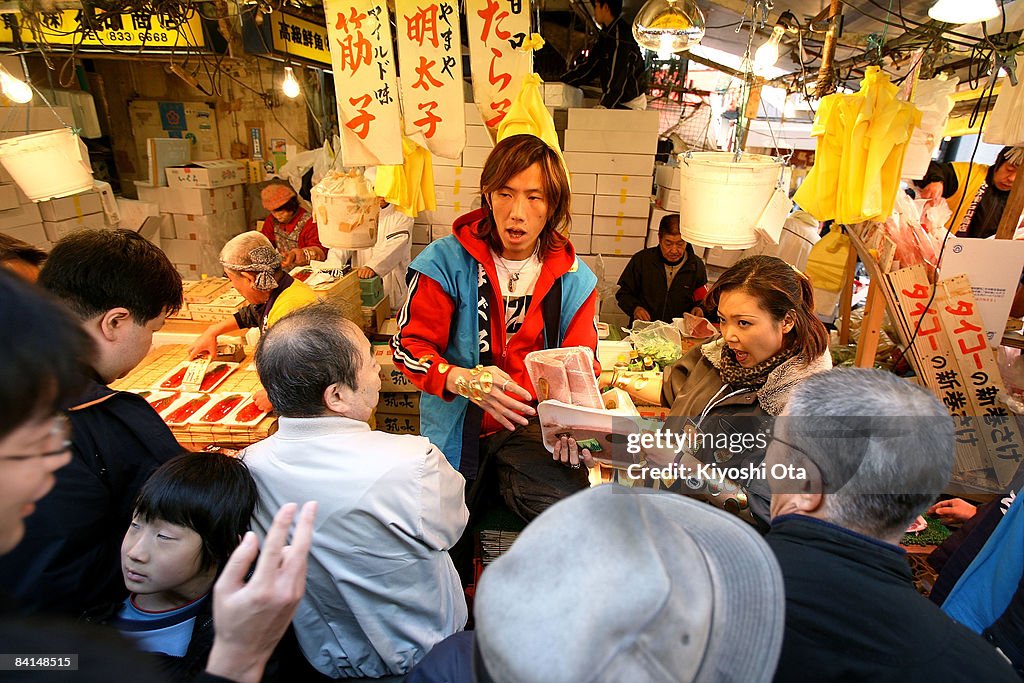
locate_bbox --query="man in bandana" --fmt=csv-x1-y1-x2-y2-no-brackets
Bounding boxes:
915,145,1023,239
259,180,326,268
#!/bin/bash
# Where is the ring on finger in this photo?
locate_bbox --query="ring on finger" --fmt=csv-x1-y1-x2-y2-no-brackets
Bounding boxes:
570,462,582,469
501,379,512,392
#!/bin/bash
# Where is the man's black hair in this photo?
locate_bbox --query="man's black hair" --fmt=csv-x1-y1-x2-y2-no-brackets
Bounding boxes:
597,0,623,17
0,232,47,267
255,302,364,418
133,452,258,574
658,213,681,239
0,270,93,438
40,229,182,324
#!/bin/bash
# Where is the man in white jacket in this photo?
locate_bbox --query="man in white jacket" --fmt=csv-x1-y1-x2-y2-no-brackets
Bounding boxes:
243,301,469,679
354,198,413,314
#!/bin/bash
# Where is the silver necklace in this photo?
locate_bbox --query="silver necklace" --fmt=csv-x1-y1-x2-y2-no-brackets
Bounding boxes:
497,250,536,293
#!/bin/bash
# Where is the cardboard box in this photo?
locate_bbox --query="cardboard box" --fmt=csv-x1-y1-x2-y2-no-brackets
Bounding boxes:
569,173,597,195
466,125,494,148
591,234,645,256
656,185,680,212
165,160,247,190
361,295,389,333
377,391,420,415
564,152,655,177
571,193,593,214
172,209,246,240
564,129,659,155
567,108,660,133
0,202,42,230
431,224,452,240
592,215,649,237
374,411,420,435
418,206,464,227
1,222,47,250
38,192,103,222
433,166,482,188
42,212,107,241
161,237,203,265
0,183,18,211
461,146,491,169
543,83,584,109
597,174,653,197
116,198,160,231
374,344,417,392
190,290,247,322
594,194,650,219
360,275,384,307
570,213,592,234
571,231,592,254
705,246,744,269
0,106,75,132
655,163,681,191
434,184,481,207
582,254,632,282
184,277,234,304
128,101,220,166
158,214,176,239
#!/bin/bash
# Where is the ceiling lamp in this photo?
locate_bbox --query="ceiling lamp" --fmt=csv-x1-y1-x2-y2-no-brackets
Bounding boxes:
633,0,706,54
0,65,32,104
754,24,785,68
282,66,300,99
928,0,1000,24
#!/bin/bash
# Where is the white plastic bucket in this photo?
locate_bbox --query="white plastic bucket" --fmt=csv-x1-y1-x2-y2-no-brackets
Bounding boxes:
677,152,784,250
311,171,379,249
0,128,93,201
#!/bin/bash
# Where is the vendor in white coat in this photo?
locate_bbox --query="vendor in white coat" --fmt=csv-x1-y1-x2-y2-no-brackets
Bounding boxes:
352,197,413,313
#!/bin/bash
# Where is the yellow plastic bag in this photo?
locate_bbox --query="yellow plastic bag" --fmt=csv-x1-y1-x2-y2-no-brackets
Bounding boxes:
804,229,851,293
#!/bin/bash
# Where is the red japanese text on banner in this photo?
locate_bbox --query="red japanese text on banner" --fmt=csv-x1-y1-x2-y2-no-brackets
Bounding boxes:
395,0,466,158
465,0,532,132
325,0,402,166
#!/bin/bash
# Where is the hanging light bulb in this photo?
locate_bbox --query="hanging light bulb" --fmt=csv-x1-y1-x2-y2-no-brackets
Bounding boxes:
0,65,32,104
633,0,706,54
928,0,999,24
657,33,676,60
754,25,785,69
282,66,300,99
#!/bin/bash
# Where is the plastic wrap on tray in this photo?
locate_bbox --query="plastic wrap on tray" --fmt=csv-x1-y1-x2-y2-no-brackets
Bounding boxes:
196,393,249,424
525,347,603,409
226,396,271,425
160,393,211,425
154,361,239,392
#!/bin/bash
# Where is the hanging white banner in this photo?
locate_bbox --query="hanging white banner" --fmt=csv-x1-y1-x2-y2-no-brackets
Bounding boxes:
395,0,466,158
465,0,533,134
324,0,402,166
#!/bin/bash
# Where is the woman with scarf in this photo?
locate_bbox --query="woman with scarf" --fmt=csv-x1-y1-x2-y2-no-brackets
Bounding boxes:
260,180,327,268
557,255,832,531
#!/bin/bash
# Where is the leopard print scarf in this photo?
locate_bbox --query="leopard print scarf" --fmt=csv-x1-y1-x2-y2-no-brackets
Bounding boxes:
717,343,797,390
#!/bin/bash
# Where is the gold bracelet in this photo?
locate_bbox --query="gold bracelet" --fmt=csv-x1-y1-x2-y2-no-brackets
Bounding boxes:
478,370,493,394
454,375,471,399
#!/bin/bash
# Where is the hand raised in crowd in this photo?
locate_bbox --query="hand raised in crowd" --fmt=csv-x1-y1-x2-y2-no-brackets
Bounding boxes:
634,306,652,322
356,267,377,279
206,500,318,683
445,365,535,431
927,497,977,524
916,181,945,206
253,387,273,413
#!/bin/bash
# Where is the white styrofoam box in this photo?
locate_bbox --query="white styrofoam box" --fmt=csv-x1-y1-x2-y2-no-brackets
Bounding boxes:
464,102,486,127
163,185,244,216
136,215,162,248
461,146,491,169
571,193,593,214
649,206,674,233
431,223,453,240
569,173,596,195
38,191,103,222
0,202,42,230
434,184,481,207
412,223,430,245
2,222,48,250
433,165,483,188
172,209,246,241
419,206,464,227
0,183,18,211
466,125,494,148
591,234,645,256
567,108,660,133
593,215,648,238
705,246,744,268
159,214,176,239
656,163,681,191
597,174,653,197
93,180,119,225
569,213,592,235
594,194,650,219
564,129,659,155
581,254,632,282
116,198,159,231
431,153,463,167
656,185,680,212
564,151,654,177
571,231,592,254
411,243,427,259
543,83,583,109
42,212,106,242
165,160,247,190
0,106,75,133
0,162,13,184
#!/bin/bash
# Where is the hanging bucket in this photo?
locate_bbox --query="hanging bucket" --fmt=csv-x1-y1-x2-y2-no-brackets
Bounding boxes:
677,152,784,250
0,128,93,201
311,170,379,249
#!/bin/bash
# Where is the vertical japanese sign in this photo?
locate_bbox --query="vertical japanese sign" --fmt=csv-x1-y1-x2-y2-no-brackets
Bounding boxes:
395,0,466,158
324,0,402,166
465,0,532,133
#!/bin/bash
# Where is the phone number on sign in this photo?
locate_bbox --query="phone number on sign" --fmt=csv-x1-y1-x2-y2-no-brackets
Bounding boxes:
103,30,173,42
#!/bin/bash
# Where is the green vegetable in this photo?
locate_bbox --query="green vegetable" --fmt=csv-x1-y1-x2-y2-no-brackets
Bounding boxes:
901,516,952,546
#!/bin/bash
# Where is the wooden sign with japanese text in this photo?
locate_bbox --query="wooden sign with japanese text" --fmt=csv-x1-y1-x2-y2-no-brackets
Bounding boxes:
0,9,206,49
395,0,466,158
465,0,532,132
324,0,402,166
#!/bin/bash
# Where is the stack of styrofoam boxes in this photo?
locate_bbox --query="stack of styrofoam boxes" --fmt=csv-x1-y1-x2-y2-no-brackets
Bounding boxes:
136,161,247,279
564,109,660,327
38,190,106,243
0,165,46,250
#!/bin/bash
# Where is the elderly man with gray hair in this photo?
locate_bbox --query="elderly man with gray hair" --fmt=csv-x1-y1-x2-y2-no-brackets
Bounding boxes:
243,302,469,680
764,368,1017,682
188,230,319,360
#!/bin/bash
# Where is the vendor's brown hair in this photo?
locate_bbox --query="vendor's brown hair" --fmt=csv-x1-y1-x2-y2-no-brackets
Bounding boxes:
475,134,569,258
707,255,829,363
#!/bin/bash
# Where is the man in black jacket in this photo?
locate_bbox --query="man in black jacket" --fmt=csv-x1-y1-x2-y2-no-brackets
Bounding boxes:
616,214,707,325
560,0,647,110
764,369,1018,682
0,230,185,616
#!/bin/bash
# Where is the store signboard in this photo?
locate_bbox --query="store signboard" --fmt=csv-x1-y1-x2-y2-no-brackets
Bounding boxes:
394,0,466,159
0,10,206,49
324,0,402,166
465,0,532,133
268,11,330,66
